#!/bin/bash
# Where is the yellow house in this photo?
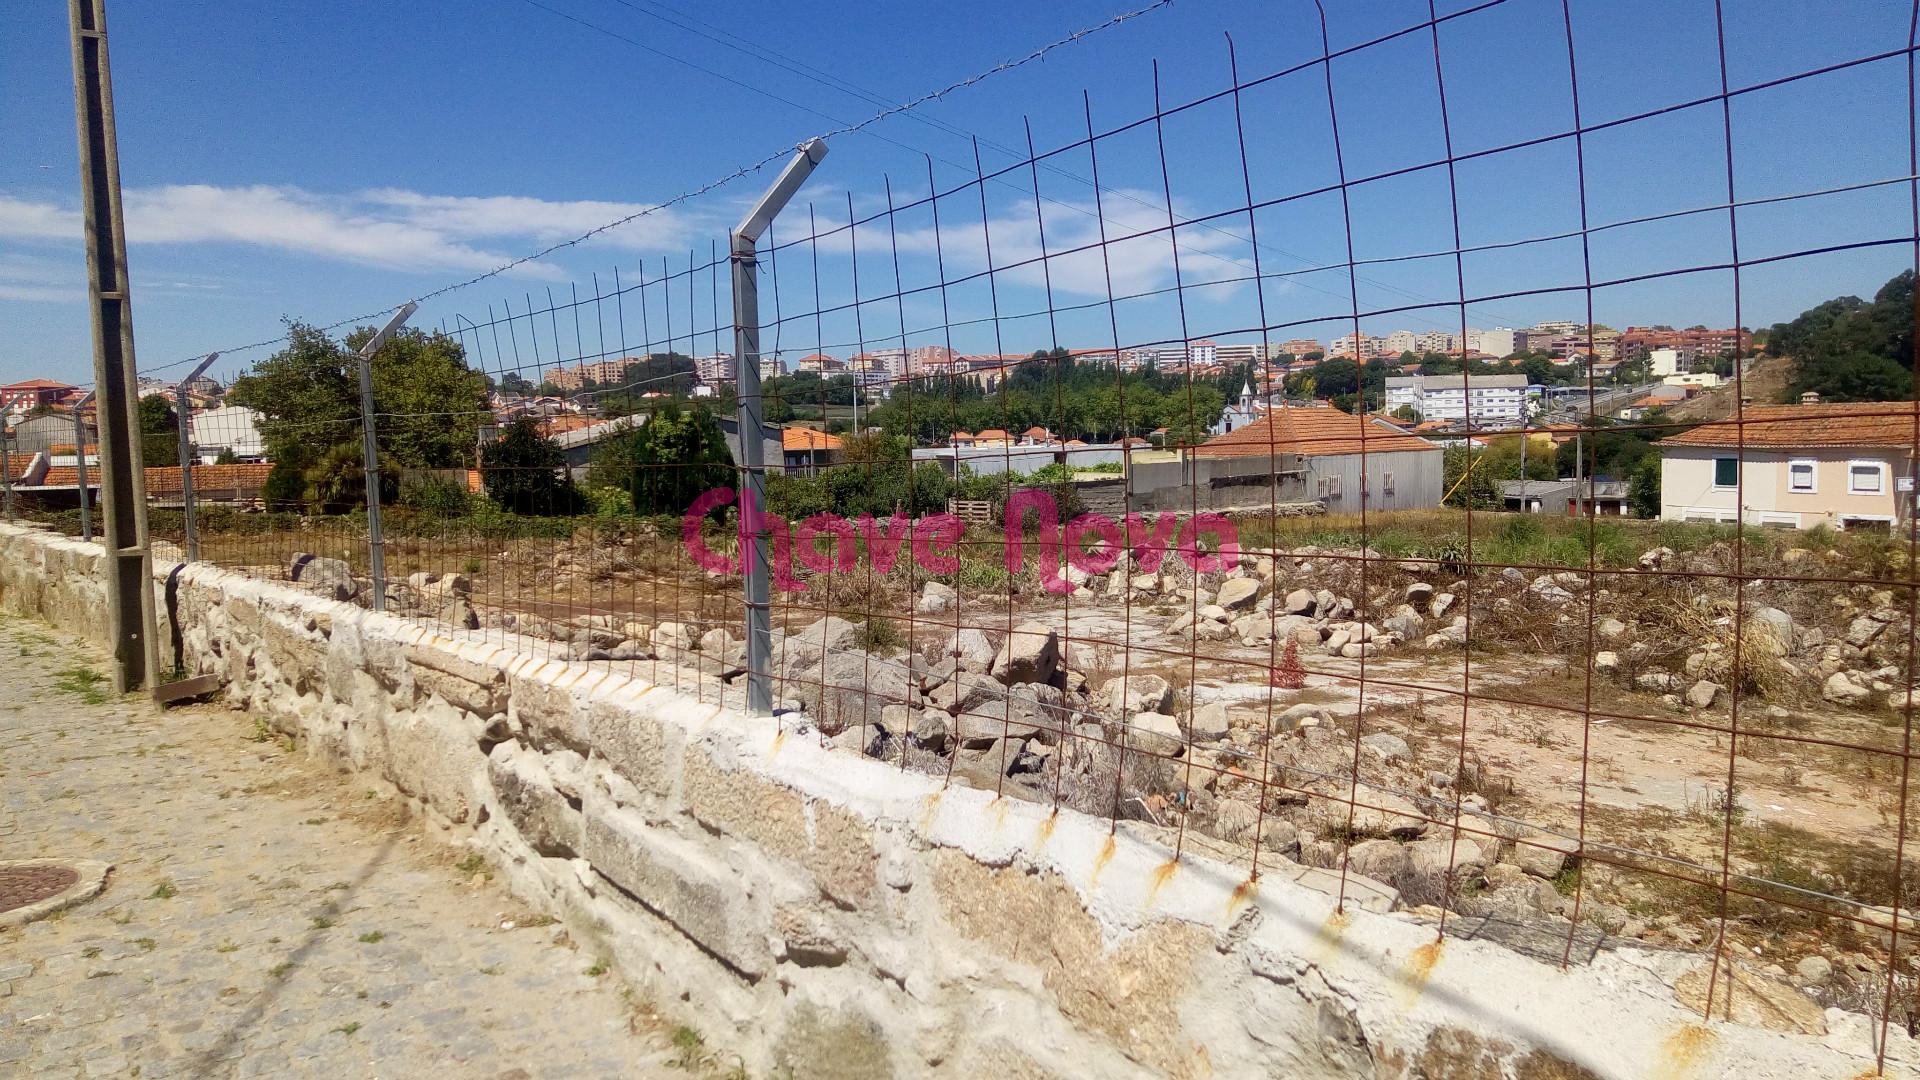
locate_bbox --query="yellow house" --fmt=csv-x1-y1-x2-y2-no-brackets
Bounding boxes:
1655,401,1918,530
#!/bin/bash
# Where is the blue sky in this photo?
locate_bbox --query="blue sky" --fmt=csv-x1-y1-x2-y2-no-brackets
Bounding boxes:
3,0,1916,388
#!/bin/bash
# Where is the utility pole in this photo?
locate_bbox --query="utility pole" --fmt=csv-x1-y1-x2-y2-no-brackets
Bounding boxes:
69,0,160,692
733,138,828,715
1,416,12,521
356,304,417,613
176,353,217,560
74,391,95,541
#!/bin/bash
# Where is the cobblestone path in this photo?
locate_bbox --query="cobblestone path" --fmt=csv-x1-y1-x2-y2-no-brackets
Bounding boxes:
0,612,690,1079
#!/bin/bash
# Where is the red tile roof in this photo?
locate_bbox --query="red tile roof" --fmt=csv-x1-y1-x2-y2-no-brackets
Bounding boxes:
1194,408,1440,459
782,427,842,452
143,463,273,495
1657,402,1920,450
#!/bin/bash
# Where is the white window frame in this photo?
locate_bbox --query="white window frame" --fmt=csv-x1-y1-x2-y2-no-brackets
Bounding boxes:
1786,458,1817,494
1848,459,1888,495
1711,456,1739,490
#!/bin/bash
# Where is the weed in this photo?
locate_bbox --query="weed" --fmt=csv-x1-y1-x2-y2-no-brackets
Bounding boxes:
669,1025,706,1069
246,718,272,743
133,938,156,952
357,931,385,944
332,1022,361,1036
80,946,101,959
854,615,904,652
52,667,108,705
454,853,487,875
584,958,609,977
479,964,503,976
310,916,336,930
215,942,239,954
268,961,293,979
149,881,177,900
302,818,326,826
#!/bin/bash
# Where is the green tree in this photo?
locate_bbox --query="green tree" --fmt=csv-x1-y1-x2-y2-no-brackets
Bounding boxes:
228,320,487,472
1771,271,1914,402
481,417,583,515
138,394,178,466
1627,455,1661,518
1442,446,1501,510
592,401,734,516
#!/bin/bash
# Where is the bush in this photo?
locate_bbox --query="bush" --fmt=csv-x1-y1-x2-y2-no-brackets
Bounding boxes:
399,474,474,516
482,417,584,516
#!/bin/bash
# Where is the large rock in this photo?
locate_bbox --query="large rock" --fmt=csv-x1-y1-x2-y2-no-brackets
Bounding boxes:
289,554,357,601
991,622,1060,685
1215,578,1261,611
1126,712,1185,756
810,651,911,734
1184,702,1231,742
916,580,957,615
942,628,997,670
927,670,1001,717
1673,962,1826,1035
487,740,584,858
1360,733,1411,763
1748,607,1795,656
1823,671,1872,706
1404,582,1434,609
1383,604,1423,641
1845,616,1886,650
1107,673,1173,715
1283,588,1316,615
1685,680,1722,709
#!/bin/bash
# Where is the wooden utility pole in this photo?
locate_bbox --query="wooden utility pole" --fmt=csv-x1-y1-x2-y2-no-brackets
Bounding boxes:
70,0,160,692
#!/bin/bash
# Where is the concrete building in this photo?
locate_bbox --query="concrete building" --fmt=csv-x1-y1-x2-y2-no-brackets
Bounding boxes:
1656,400,1917,530
1648,347,1696,377
0,379,78,414
1209,381,1263,436
1162,406,1443,513
1383,373,1532,424
1616,326,1750,364
189,405,266,463
695,353,736,386
1276,338,1321,357
1330,333,1383,359
1382,330,1418,355
1478,328,1529,358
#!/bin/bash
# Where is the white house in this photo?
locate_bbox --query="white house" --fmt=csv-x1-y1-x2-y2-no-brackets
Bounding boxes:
188,405,266,463
1656,400,1917,531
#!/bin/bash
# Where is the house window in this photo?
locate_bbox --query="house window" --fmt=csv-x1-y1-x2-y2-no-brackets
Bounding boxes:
1713,458,1738,488
1787,459,1816,493
1849,460,1887,495
1383,471,1396,496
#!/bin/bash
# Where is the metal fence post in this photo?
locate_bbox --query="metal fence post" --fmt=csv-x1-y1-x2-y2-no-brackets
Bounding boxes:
74,391,94,540
175,352,218,561
731,138,827,716
356,304,417,613
1,420,12,521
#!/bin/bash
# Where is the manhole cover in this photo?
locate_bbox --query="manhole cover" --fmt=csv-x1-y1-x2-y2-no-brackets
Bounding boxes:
0,859,112,929
0,864,80,914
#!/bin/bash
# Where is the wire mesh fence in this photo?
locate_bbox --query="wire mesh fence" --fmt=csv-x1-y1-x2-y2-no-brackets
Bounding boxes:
9,0,1920,1063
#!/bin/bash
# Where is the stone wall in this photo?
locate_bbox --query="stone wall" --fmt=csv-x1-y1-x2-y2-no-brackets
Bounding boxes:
0,521,1904,1079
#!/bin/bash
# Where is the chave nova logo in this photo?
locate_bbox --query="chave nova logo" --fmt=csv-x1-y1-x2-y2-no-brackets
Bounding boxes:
683,487,1238,593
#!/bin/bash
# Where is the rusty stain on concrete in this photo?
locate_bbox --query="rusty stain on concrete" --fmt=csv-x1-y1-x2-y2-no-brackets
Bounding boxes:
1654,1023,1715,1080
1226,876,1258,918
1146,857,1180,905
1090,833,1117,889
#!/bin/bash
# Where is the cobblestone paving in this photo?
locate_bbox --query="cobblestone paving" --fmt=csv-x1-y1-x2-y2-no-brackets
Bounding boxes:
0,612,687,1079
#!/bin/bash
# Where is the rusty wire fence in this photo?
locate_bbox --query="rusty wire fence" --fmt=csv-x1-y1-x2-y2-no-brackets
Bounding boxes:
9,0,1920,1064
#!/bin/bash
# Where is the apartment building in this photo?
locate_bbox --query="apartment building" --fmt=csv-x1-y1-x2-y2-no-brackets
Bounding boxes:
1383,372,1533,424
1616,326,1750,364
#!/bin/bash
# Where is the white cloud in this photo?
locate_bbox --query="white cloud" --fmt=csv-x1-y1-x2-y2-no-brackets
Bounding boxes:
0,184,695,279
0,195,80,241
